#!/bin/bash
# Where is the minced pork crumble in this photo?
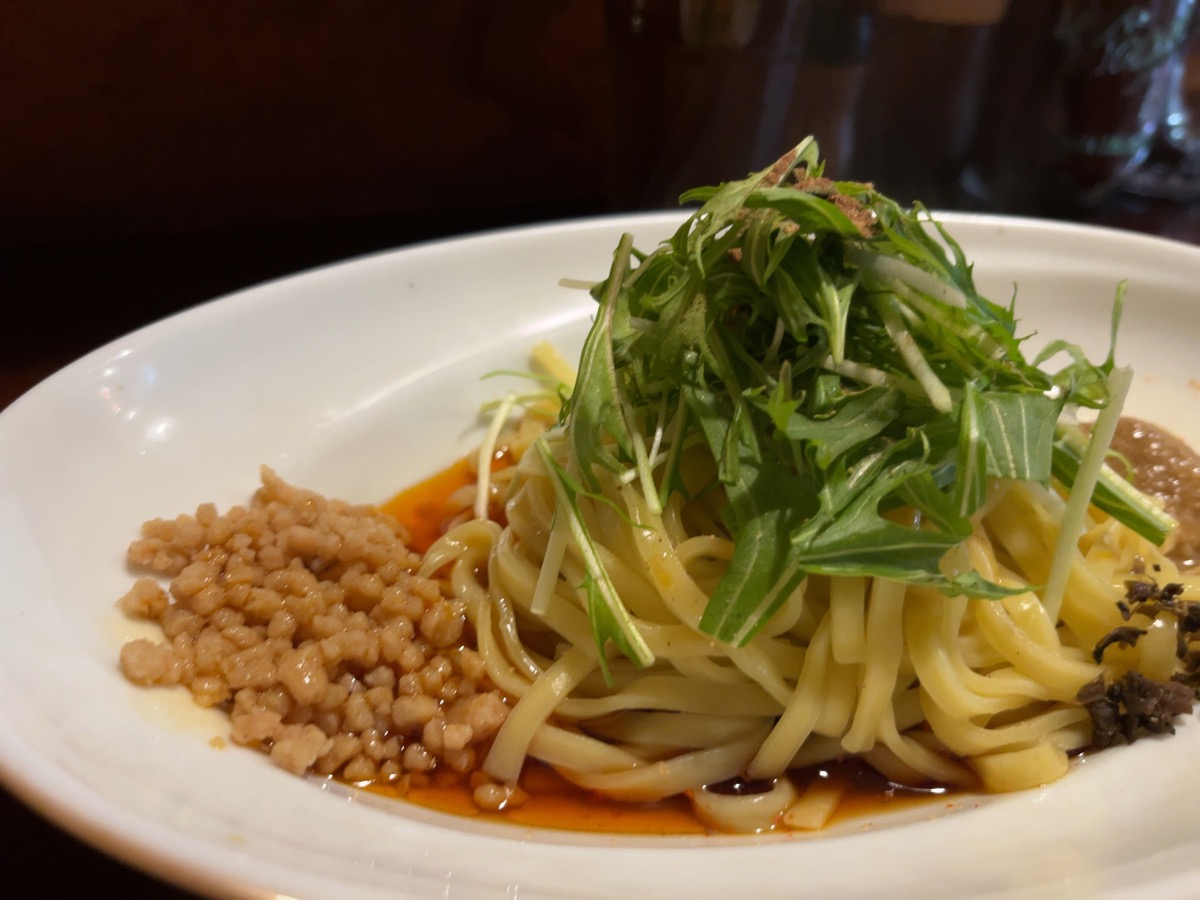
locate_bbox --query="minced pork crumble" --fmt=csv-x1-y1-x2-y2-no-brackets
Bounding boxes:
117,467,514,808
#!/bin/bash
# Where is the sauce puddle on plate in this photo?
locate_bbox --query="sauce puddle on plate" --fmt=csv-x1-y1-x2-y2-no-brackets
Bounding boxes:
364,757,956,835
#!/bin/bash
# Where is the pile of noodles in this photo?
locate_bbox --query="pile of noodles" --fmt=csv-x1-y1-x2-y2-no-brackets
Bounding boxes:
413,137,1200,831
416,360,1200,833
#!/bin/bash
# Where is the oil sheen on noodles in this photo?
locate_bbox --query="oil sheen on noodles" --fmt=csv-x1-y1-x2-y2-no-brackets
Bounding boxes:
420,140,1199,833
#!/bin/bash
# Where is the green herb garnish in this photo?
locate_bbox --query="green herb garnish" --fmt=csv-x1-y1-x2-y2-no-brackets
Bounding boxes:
557,137,1171,654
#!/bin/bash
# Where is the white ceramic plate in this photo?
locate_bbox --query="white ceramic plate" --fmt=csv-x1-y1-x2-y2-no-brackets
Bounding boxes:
3,212,1200,899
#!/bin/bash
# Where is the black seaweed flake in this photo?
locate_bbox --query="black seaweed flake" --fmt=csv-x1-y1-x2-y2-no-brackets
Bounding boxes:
1079,578,1200,748
1092,626,1148,663
1078,672,1194,749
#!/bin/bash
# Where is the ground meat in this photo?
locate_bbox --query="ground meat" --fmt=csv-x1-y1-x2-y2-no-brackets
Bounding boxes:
118,466,509,785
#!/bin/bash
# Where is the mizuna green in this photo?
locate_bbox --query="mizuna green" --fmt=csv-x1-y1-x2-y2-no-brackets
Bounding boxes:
552,138,1173,663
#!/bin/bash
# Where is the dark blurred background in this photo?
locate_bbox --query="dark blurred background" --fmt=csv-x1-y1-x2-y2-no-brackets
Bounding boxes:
3,1,617,401
3,0,1199,895
6,1,1200,399
5,1,1200,395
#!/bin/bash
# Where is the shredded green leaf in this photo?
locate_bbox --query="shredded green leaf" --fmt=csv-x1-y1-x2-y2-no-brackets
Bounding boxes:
555,137,1162,650
533,439,654,679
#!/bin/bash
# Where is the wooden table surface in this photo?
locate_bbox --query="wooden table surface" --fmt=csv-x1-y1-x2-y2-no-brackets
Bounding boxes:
2,190,1199,897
